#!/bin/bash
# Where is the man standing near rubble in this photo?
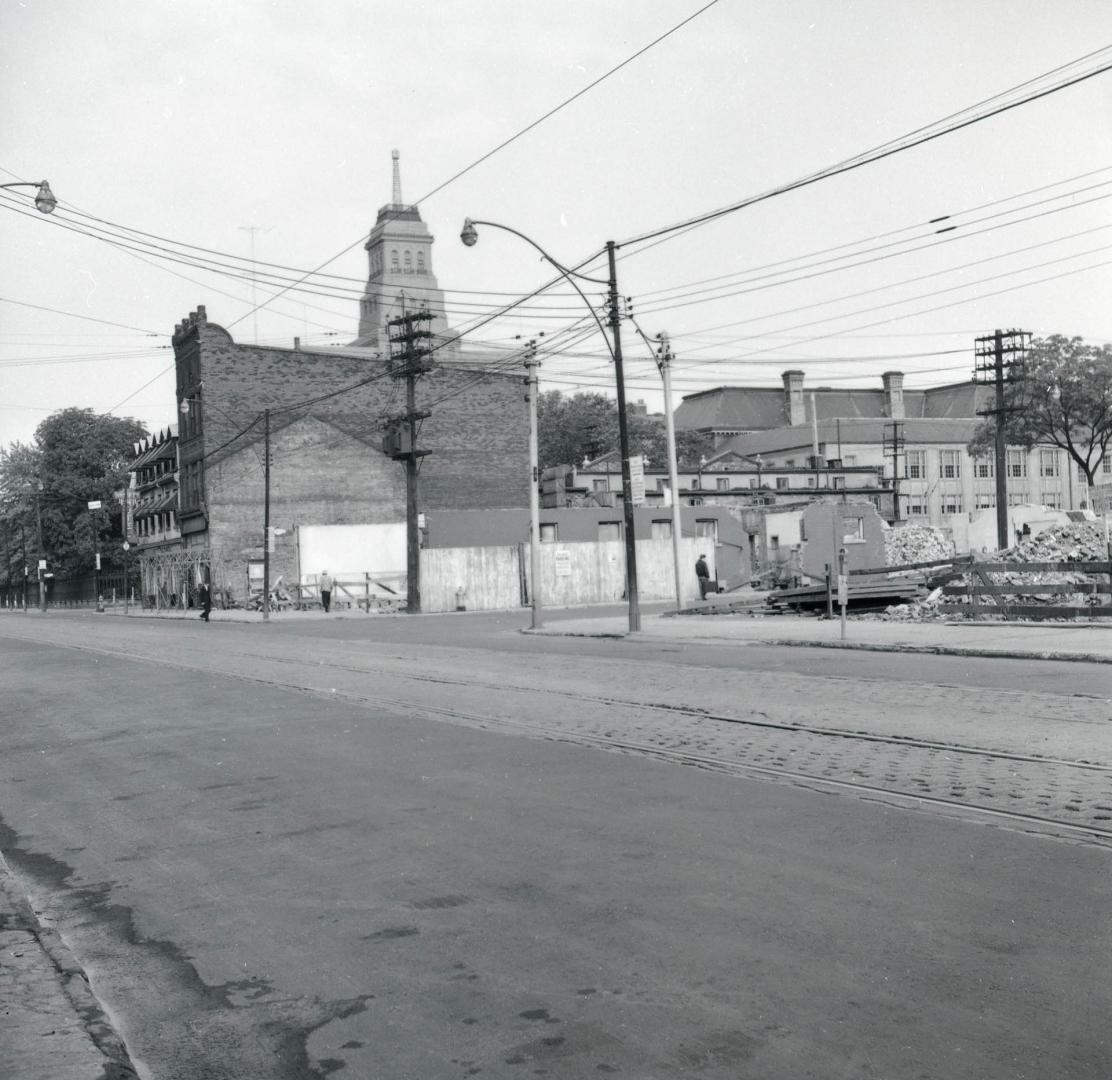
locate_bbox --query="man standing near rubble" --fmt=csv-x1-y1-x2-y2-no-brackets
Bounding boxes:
319,570,333,614
695,554,712,599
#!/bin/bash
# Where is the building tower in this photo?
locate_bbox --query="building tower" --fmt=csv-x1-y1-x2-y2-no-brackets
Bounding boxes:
352,151,452,354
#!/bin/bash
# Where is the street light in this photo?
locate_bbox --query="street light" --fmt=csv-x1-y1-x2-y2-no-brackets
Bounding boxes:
461,218,641,632
0,180,57,214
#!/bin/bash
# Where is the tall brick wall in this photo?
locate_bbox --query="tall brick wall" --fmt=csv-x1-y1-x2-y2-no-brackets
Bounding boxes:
171,306,529,580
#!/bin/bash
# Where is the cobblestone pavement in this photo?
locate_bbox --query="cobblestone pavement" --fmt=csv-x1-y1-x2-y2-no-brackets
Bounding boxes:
6,619,1110,843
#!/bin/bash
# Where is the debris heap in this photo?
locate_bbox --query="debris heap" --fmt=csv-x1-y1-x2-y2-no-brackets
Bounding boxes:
884,522,955,566
880,521,1109,621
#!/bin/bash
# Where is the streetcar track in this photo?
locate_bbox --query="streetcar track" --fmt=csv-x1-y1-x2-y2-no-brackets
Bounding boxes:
49,634,1112,775
6,630,1111,844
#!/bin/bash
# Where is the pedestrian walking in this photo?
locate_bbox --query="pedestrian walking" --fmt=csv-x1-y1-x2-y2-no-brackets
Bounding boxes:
198,580,212,622
319,570,333,613
695,553,712,599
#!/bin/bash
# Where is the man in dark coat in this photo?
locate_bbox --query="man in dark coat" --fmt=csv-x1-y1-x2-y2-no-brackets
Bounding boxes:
695,554,711,599
198,580,212,622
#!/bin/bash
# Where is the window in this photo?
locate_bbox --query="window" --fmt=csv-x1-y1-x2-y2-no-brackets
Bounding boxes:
832,476,845,489
941,494,963,514
390,249,400,270
775,476,789,489
807,477,816,487
695,519,719,543
1041,492,1062,509
749,478,758,489
657,478,670,492
598,522,621,542
939,450,961,479
1039,450,1059,477
651,520,672,540
906,450,926,479
716,477,729,491
907,497,927,516
785,458,795,467
404,250,412,270
416,251,426,272
539,524,558,542
975,492,995,509
593,479,607,492
1008,490,1030,506
1102,453,1111,475
1007,449,1027,478
974,457,993,479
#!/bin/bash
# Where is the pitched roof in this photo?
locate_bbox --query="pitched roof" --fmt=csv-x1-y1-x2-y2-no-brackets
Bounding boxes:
713,416,979,458
674,379,995,433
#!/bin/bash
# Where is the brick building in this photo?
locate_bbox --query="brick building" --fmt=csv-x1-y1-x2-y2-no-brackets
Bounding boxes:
171,305,529,598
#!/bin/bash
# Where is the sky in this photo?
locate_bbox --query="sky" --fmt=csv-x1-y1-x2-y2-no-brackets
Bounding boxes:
2,0,1110,448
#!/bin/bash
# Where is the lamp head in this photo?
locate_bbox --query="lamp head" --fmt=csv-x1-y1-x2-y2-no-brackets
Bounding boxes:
460,218,478,247
34,181,56,214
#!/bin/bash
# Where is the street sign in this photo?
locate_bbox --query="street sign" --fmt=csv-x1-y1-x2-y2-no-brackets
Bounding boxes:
87,499,102,510
38,559,47,570
95,553,101,571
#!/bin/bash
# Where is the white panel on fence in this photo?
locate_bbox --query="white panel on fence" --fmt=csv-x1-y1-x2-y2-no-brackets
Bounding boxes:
297,523,406,581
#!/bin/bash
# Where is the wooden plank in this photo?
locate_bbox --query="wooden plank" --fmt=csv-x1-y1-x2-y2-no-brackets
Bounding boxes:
850,555,970,576
941,582,1103,596
936,603,1112,619
973,561,1112,573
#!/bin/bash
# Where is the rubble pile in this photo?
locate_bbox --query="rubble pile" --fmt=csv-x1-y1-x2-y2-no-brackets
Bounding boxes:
884,523,955,566
879,521,1109,621
1001,522,1108,563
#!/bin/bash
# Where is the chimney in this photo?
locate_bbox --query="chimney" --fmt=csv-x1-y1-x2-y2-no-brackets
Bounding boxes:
782,369,805,426
882,370,905,419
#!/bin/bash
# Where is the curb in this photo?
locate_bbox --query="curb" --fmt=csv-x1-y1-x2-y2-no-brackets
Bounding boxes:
0,853,139,1079
525,627,1111,664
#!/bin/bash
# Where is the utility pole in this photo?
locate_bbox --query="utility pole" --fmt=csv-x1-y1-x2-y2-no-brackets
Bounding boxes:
882,422,905,522
384,309,435,613
975,329,1030,550
655,332,685,611
34,484,46,612
607,242,640,632
262,408,271,622
523,339,543,629
121,484,131,614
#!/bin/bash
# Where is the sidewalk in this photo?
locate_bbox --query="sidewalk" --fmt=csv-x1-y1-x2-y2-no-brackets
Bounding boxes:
0,855,137,1079
529,609,1112,663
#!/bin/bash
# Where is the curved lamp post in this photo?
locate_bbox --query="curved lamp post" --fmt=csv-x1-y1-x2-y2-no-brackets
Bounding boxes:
0,180,57,214
461,219,641,632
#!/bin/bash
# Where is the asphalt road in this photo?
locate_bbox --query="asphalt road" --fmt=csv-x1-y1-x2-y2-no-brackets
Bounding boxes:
1,612,1109,1079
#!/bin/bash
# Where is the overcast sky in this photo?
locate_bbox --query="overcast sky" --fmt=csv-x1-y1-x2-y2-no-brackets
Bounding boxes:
2,0,1110,447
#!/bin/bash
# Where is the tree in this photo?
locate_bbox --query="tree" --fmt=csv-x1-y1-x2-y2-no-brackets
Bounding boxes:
0,408,148,581
968,335,1112,488
537,390,715,472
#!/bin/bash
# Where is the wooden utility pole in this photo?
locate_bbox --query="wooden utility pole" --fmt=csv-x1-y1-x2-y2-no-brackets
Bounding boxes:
384,310,435,613
523,339,542,629
262,408,271,622
883,422,905,522
974,330,1030,550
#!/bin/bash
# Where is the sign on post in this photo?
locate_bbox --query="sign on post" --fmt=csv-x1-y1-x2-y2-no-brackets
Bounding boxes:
629,454,646,505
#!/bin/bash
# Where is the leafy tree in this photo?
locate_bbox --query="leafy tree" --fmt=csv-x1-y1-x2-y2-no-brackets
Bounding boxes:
0,408,147,581
537,390,714,472
968,335,1112,488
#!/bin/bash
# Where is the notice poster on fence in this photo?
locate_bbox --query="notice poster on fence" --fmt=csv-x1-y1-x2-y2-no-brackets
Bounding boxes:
554,548,572,577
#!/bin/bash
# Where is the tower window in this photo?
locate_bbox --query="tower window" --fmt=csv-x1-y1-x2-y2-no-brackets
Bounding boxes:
404,250,412,270
391,249,399,270
417,251,426,272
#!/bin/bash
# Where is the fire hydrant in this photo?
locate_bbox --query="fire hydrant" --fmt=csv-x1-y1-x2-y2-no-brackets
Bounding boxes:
455,586,467,612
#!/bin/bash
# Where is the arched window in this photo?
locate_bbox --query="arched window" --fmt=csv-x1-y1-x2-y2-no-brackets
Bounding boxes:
390,249,400,270
404,250,412,271
416,251,426,272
